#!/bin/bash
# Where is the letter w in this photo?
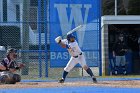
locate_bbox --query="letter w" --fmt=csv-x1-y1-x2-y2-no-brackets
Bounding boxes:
54,4,91,35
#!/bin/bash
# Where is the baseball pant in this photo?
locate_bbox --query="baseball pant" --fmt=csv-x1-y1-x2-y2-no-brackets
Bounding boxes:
64,54,87,72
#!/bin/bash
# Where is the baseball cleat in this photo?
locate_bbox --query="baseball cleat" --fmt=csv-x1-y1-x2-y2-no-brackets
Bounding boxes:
115,71,118,75
123,71,127,75
58,78,64,83
92,77,97,83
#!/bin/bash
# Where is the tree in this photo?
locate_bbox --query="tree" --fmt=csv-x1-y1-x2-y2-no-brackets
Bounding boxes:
102,0,115,15
102,0,127,15
127,0,140,15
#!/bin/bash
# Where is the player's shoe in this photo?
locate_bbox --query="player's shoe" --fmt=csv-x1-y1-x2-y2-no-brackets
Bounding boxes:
58,78,64,83
115,71,118,75
123,71,127,75
92,77,97,83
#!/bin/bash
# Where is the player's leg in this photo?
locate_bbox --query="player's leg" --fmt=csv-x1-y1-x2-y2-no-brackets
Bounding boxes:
79,55,97,83
13,74,21,82
82,65,97,83
114,56,121,75
59,71,68,83
59,57,77,83
121,56,127,75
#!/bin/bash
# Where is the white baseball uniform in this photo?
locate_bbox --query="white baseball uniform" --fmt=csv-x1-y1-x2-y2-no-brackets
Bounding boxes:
61,39,87,72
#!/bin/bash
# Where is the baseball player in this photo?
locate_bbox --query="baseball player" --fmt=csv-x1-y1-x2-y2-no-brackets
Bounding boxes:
0,48,24,84
55,34,97,83
112,34,128,75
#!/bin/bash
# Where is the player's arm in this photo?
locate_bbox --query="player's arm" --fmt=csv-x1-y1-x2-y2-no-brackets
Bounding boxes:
9,62,25,72
112,51,116,57
15,62,25,70
112,42,117,57
59,42,67,48
0,64,6,70
0,60,7,70
55,36,68,48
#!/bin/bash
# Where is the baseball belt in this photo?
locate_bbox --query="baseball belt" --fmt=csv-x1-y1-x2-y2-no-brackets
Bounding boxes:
73,52,82,58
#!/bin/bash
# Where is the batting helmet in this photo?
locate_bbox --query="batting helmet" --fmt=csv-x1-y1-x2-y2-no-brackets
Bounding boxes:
6,48,17,58
67,34,75,41
6,48,17,55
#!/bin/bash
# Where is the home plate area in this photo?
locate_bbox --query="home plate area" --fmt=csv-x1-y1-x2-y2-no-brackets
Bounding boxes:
0,78,140,93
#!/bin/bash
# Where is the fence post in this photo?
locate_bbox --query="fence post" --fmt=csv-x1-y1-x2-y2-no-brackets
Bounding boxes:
21,0,30,75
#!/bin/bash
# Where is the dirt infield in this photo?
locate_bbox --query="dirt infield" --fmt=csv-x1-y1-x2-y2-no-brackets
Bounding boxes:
0,80,140,89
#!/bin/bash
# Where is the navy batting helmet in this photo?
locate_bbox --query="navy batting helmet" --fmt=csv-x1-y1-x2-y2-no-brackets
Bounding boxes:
67,34,75,41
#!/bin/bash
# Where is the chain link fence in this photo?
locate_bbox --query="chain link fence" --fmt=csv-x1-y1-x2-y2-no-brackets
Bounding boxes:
0,0,49,80
0,0,101,80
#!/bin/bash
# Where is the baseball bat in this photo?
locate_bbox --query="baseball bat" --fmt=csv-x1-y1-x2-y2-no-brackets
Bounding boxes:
66,25,83,35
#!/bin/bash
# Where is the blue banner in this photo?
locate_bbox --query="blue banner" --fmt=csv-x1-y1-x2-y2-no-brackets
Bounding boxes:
50,0,101,67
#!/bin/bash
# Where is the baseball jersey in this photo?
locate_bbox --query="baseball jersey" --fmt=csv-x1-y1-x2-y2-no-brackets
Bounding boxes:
61,39,82,57
112,40,128,56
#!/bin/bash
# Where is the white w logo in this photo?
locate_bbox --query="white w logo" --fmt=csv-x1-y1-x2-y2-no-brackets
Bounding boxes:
54,4,92,47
